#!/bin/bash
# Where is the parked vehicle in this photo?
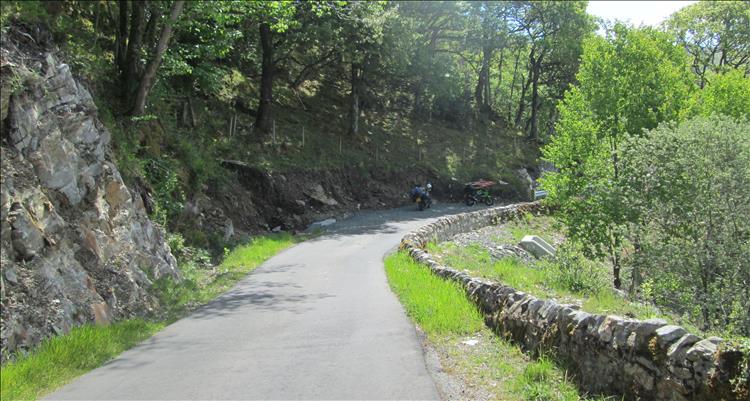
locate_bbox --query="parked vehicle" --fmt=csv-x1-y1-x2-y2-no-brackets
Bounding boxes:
410,183,433,211
464,180,495,206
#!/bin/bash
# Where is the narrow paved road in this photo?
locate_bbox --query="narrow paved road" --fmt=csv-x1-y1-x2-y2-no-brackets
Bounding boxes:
47,204,466,400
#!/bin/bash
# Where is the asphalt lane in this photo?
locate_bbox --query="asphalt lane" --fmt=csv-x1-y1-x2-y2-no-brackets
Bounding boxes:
46,203,466,400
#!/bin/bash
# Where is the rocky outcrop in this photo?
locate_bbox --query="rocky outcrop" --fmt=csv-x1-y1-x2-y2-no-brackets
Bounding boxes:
1,40,179,359
401,203,749,401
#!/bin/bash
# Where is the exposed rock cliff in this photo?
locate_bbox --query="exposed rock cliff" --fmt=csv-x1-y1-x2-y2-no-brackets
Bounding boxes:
0,30,179,359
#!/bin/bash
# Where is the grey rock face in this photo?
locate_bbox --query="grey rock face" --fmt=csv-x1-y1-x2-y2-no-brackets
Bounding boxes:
306,183,339,207
514,168,534,201
1,52,180,359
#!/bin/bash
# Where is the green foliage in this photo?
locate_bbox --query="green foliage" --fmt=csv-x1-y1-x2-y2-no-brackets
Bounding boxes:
384,252,484,336
513,357,582,401
543,242,609,295
144,158,185,227
617,115,750,336
0,319,164,401
691,69,750,119
542,25,696,288
577,24,695,142
665,0,750,86
431,240,664,322
0,1,47,33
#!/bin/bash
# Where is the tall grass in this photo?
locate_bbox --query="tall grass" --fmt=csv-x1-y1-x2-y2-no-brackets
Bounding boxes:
156,233,296,321
0,320,163,401
385,252,484,335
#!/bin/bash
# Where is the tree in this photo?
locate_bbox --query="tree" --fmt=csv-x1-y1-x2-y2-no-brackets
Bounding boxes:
541,25,695,289
665,0,750,88
332,1,391,136
691,69,750,119
617,115,750,335
467,1,512,114
511,1,592,141
112,0,185,116
131,0,185,116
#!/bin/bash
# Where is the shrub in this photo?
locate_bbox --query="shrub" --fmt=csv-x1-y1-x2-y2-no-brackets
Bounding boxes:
144,158,185,227
542,242,609,295
618,115,750,336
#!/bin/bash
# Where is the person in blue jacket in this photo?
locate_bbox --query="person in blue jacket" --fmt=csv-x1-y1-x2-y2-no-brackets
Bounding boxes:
410,182,432,204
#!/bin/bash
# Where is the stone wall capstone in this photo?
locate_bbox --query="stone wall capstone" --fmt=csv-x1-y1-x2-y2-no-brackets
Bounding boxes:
400,202,749,401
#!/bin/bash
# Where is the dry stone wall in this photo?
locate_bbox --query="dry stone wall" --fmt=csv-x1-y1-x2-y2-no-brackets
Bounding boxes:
400,202,749,401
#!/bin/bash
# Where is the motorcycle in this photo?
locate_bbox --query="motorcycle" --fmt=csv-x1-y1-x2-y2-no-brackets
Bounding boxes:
410,183,433,211
415,193,432,211
464,180,495,206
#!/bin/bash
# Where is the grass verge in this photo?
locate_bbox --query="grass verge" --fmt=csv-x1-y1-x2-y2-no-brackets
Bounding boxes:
384,251,607,400
430,241,665,321
155,233,298,321
0,233,299,401
0,320,163,401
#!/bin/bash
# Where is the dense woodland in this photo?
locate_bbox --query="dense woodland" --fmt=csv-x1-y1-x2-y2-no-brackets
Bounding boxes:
1,1,749,338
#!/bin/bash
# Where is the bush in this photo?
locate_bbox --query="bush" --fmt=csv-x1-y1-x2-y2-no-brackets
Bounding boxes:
144,158,185,227
542,242,609,295
618,115,750,336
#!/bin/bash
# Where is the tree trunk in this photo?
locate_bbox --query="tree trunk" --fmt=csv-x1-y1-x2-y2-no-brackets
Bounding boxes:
475,46,492,113
143,5,161,52
515,72,531,127
255,23,274,135
494,47,504,106
349,62,362,136
413,81,423,115
508,48,521,122
115,0,129,73
123,0,146,98
528,53,541,141
131,0,184,116
613,261,622,290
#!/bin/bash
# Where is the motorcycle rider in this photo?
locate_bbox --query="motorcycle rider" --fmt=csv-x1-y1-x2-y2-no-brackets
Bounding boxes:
410,182,433,205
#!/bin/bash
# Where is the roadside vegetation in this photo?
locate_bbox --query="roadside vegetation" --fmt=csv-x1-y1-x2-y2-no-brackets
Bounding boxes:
385,252,611,401
0,233,299,401
540,17,750,338
429,212,711,334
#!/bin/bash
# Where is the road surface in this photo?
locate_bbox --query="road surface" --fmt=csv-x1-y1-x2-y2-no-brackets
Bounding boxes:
47,203,467,400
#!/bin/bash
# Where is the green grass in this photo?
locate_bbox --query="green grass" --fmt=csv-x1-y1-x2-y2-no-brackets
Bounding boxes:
430,241,666,322
498,213,563,245
0,320,163,401
0,233,299,401
384,252,484,335
384,251,609,400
